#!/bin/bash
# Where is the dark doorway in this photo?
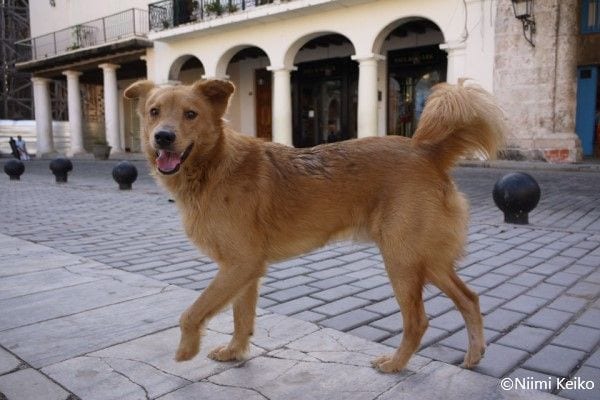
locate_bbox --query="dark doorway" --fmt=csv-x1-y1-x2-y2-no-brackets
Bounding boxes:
255,68,272,141
387,45,447,137
292,57,358,147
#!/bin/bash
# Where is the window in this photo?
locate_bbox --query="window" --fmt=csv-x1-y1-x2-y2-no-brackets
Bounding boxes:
582,0,600,34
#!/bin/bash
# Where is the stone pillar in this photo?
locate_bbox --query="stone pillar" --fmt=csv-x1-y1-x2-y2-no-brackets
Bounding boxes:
352,54,384,138
267,66,294,146
99,63,123,153
119,89,126,151
62,70,87,155
31,77,55,157
439,42,467,84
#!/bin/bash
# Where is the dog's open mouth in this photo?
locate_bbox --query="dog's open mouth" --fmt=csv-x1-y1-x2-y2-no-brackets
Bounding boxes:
156,143,193,175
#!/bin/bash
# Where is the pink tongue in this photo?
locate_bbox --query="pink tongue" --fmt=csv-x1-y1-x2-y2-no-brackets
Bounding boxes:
156,150,181,172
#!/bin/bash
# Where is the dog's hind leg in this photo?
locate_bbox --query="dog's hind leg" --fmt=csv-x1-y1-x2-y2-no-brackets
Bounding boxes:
428,267,485,368
208,278,260,361
372,259,428,373
175,266,264,362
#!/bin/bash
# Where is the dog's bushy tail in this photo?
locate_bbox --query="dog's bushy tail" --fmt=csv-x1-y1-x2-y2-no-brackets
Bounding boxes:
412,81,506,171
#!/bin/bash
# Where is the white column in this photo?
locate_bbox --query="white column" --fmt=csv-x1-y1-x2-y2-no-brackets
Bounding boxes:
267,66,294,146
119,89,126,150
62,70,86,155
31,77,55,157
352,54,384,138
99,63,123,153
439,42,467,84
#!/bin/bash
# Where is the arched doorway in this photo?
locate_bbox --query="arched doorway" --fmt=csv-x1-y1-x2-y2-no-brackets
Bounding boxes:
291,33,357,147
168,55,204,84
378,19,446,137
222,46,271,139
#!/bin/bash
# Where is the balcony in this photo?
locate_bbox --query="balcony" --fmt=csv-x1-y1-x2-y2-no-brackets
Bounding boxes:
148,0,275,31
16,8,149,64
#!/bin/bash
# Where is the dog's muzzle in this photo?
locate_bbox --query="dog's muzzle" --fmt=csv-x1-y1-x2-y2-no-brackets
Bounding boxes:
156,143,193,175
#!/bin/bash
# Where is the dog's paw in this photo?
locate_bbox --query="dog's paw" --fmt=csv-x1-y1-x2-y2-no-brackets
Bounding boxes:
462,346,486,369
371,355,404,373
175,336,200,362
207,344,246,362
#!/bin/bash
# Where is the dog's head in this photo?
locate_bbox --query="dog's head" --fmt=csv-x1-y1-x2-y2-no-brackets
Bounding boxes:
124,79,235,176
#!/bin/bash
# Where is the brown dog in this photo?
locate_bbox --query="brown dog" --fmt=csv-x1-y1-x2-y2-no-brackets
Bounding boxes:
124,79,505,373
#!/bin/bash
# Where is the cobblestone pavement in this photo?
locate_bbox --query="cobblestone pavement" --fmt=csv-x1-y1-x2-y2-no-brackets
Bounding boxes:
2,159,600,399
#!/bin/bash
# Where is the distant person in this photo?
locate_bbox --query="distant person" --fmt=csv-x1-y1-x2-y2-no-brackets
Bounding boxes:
8,137,19,159
15,136,30,160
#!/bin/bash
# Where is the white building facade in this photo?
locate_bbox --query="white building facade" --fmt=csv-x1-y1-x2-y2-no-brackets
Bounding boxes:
145,0,496,148
12,0,154,157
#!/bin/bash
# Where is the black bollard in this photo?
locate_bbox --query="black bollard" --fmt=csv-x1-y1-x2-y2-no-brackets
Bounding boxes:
4,159,25,181
49,158,73,183
112,161,138,190
493,172,541,225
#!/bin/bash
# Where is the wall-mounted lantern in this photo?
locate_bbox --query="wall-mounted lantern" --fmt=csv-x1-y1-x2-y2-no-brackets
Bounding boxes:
511,0,536,47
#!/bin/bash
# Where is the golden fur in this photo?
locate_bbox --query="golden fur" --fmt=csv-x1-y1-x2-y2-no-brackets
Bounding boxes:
124,79,506,373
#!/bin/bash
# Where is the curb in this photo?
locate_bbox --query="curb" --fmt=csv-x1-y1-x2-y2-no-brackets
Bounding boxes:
459,160,600,173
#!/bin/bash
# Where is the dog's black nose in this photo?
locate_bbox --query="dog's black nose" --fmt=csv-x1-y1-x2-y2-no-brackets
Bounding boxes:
154,131,176,147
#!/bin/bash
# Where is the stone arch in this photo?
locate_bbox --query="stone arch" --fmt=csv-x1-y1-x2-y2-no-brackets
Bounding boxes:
168,54,204,83
282,30,357,69
372,16,446,55
214,44,272,78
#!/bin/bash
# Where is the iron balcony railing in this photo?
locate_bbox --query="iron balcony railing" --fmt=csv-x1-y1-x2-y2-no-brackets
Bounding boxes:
149,0,275,31
16,8,149,62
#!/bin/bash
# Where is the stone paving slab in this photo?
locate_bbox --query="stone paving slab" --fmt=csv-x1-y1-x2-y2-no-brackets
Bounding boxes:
0,286,194,368
0,233,562,400
0,368,70,400
378,360,558,400
0,347,20,375
0,274,169,331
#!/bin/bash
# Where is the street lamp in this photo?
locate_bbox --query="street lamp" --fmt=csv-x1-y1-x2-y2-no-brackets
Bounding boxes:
511,0,536,47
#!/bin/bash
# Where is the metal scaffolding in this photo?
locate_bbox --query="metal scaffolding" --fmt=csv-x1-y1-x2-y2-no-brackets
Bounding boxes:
1,0,32,120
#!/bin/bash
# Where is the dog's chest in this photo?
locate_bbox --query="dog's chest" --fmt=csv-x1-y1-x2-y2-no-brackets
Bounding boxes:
178,196,246,259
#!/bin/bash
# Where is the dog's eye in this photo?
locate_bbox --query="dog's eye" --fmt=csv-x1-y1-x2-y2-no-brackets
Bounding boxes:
184,110,197,120
149,108,159,117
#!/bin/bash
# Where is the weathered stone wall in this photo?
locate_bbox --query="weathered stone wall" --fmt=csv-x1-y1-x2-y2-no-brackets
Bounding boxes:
494,0,580,162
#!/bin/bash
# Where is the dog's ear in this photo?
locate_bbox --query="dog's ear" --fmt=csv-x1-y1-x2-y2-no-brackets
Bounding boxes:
193,80,235,116
124,80,156,100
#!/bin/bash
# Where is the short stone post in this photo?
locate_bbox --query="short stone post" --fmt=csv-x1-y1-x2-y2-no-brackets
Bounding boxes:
49,158,73,183
493,172,541,225
4,160,25,181
112,161,138,190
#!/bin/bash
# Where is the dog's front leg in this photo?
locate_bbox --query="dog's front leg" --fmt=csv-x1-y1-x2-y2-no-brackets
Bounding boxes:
175,268,262,362
208,278,260,361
